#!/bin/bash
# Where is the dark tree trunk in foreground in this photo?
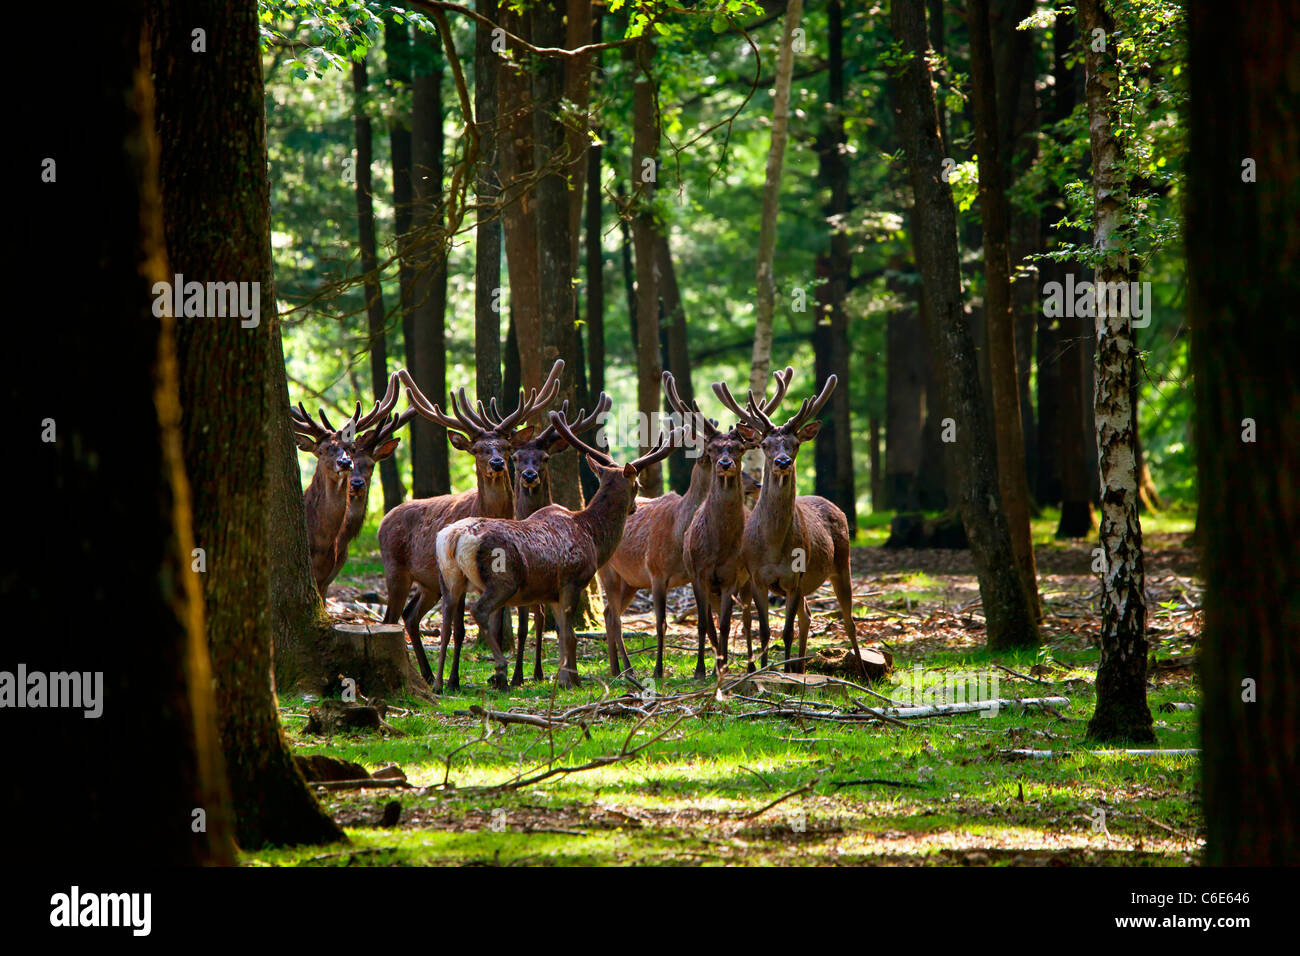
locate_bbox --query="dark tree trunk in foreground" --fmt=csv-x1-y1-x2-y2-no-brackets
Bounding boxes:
475,0,502,408
892,0,1038,651
410,41,450,499
1079,0,1153,743
884,257,925,512
967,0,1039,618
152,0,343,846
8,1,235,863
1188,0,1300,864
352,58,402,513
812,0,856,530
631,38,663,496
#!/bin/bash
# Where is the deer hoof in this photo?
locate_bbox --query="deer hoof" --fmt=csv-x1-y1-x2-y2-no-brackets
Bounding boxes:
533,669,544,682
556,669,581,690
489,670,509,691
692,667,707,680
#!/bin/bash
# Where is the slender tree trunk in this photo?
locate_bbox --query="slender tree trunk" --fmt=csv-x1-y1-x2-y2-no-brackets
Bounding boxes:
617,178,638,342
892,0,1038,650
586,11,606,402
475,0,502,408
631,37,663,496
152,0,344,846
812,0,855,528
352,59,402,513
1188,0,1300,864
10,1,235,863
967,0,1040,618
658,230,694,494
1079,0,1153,743
386,14,417,472
410,42,450,498
749,0,804,421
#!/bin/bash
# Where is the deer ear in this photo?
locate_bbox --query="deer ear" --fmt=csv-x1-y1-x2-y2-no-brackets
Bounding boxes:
546,436,570,453
796,420,822,442
623,463,637,478
583,453,606,476
294,433,318,453
449,431,474,451
736,423,760,445
509,425,536,448
372,438,401,461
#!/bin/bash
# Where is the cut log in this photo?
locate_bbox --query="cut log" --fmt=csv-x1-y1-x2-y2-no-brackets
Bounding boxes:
303,699,398,736
808,646,893,681
294,753,371,782
321,623,430,698
873,696,1071,719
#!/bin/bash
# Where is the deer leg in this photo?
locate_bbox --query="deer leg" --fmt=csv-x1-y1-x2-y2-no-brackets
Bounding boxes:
554,593,580,689
691,582,710,679
831,566,868,681
447,592,467,692
651,580,669,680
740,584,754,673
780,582,801,673
795,596,811,674
433,583,457,695
510,606,528,687
472,595,510,691
752,585,772,671
495,608,512,653
532,606,545,681
385,571,433,684
718,589,735,674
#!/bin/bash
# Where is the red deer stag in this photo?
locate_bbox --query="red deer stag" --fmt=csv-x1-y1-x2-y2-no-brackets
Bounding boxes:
682,413,759,676
599,370,783,678
435,411,677,691
292,371,409,596
378,361,564,683
714,373,869,678
498,393,612,686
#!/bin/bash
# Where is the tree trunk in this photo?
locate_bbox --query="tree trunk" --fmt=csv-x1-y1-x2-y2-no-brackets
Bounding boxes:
1078,0,1153,743
152,0,344,847
586,11,606,402
892,0,1038,651
885,258,925,512
658,229,694,494
966,0,1040,619
475,0,502,408
9,0,235,863
1187,0,1300,864
352,58,403,514
410,41,450,498
386,14,417,464
812,0,855,529
631,37,664,496
749,0,804,431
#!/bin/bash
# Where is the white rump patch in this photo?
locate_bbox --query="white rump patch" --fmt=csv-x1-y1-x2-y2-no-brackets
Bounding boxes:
436,519,484,594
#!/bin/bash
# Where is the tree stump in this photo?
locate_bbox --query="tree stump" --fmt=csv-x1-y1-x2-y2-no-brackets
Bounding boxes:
318,623,430,699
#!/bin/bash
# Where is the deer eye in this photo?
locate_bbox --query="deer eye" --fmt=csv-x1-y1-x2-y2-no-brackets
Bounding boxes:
541,454,549,463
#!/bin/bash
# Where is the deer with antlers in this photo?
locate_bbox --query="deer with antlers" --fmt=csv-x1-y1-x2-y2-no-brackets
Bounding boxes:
291,371,413,596
434,410,677,690
378,360,564,684
503,393,612,686
598,371,778,679
715,371,869,678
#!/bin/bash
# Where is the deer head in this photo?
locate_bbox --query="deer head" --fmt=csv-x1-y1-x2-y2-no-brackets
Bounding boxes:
662,370,775,482
398,360,564,489
547,409,677,516
291,403,357,485
714,368,831,486
508,392,612,494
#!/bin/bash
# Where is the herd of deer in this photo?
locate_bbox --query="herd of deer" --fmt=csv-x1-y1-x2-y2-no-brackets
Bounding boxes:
290,360,868,693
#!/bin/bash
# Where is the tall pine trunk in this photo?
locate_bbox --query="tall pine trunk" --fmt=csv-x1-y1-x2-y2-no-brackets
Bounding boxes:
631,37,664,496
967,0,1040,618
892,0,1038,651
474,0,502,407
1187,0,1300,864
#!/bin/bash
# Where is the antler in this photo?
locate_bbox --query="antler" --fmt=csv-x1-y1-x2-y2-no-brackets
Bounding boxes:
358,406,418,451
628,426,678,473
533,392,612,447
482,359,565,434
665,371,718,442
713,365,792,435
784,374,837,432
354,370,402,434
397,368,487,440
548,409,617,467
290,402,354,442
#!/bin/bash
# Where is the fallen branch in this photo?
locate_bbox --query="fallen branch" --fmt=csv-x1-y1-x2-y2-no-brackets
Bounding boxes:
993,662,1052,687
999,748,1201,759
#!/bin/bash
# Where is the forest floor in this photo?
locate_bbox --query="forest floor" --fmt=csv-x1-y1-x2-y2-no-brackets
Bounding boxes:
252,508,1204,866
